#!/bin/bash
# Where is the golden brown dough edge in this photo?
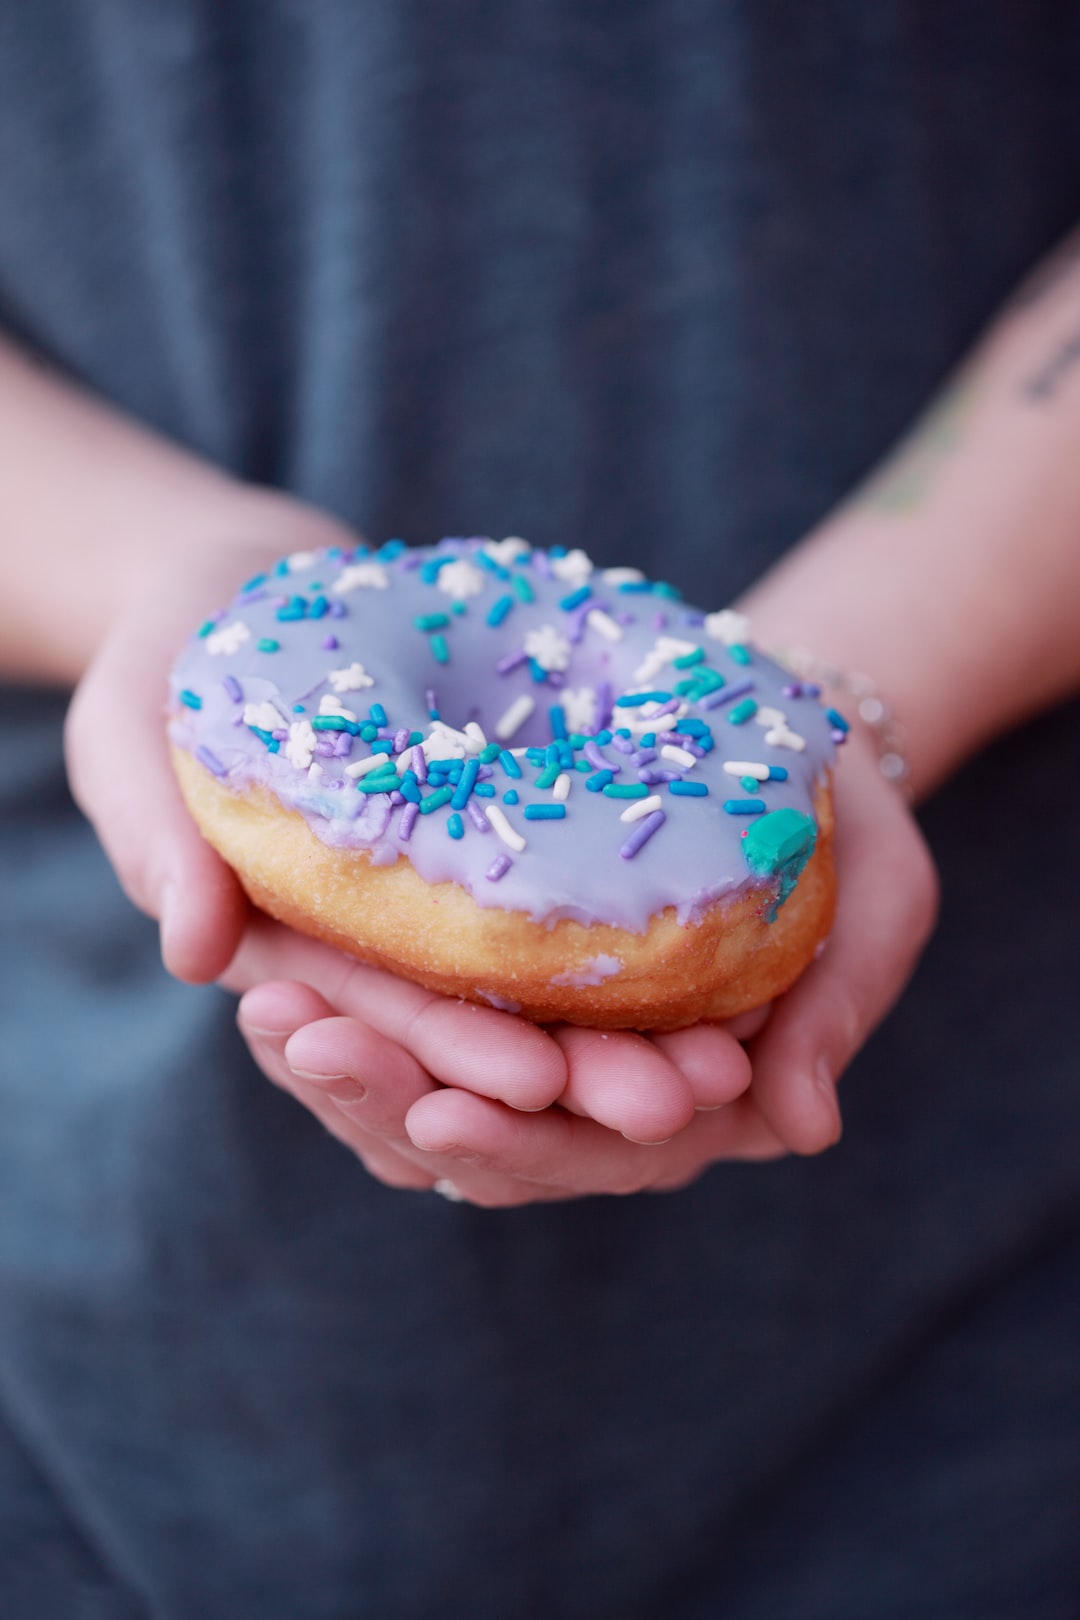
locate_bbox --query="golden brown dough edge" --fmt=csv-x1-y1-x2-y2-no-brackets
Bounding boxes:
171,743,835,1030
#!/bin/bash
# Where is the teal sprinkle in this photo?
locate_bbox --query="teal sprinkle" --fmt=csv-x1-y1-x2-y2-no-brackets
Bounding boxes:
728,643,752,666
414,612,449,631
474,782,495,797
669,780,708,797
743,808,817,919
723,798,765,814
446,813,465,840
568,733,588,749
312,716,360,735
418,785,454,815
535,762,560,791
409,731,425,746
575,760,592,773
503,789,519,805
240,573,267,593
256,637,280,653
357,773,400,794
652,581,683,600
825,707,850,733
512,574,534,603
480,743,501,764
197,620,216,638
675,667,726,698
524,804,566,821
603,782,649,799
672,647,705,669
452,600,467,615
741,776,760,793
360,723,378,743
596,729,613,745
499,750,523,779
486,595,514,627
728,698,758,724
179,689,202,710
430,634,450,664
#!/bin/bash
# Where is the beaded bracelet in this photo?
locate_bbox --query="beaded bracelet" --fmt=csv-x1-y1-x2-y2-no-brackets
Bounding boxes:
770,645,912,798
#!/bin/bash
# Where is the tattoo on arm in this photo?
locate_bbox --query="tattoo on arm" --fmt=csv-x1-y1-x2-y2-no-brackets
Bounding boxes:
1021,327,1080,402
853,378,976,515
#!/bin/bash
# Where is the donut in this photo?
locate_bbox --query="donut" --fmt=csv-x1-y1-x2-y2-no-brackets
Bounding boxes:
168,537,843,1029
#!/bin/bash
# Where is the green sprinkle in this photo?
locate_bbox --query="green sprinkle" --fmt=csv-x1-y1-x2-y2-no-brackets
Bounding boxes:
741,776,760,793
743,808,817,917
256,637,280,653
360,723,378,743
197,619,216,638
446,813,465,839
728,643,752,665
418,785,454,814
672,647,705,669
356,772,400,794
414,612,450,631
728,698,758,724
512,574,534,603
452,601,468,615
603,782,649,799
430,634,450,664
479,743,501,764
535,762,561,791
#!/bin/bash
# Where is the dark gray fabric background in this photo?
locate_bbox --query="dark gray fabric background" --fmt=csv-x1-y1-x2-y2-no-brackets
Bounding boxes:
0,4,1078,1616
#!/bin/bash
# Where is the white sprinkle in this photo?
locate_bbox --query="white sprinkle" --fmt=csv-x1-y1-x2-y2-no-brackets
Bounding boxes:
423,721,472,761
524,624,572,672
287,550,318,573
345,754,396,779
308,762,323,780
765,726,806,752
242,699,285,732
318,694,358,721
484,536,531,565
285,720,317,771
328,662,374,693
332,561,389,594
586,609,623,644
552,772,571,802
206,620,251,657
755,705,787,728
661,744,697,769
550,548,593,586
485,804,527,852
561,686,597,733
723,760,769,780
602,566,646,586
619,793,662,823
494,693,536,741
704,608,751,646
436,559,485,599
464,721,487,752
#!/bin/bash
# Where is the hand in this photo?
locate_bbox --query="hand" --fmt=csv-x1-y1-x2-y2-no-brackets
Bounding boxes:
227,728,937,1204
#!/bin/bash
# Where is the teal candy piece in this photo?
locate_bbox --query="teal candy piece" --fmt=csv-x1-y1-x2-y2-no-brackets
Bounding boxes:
742,807,817,919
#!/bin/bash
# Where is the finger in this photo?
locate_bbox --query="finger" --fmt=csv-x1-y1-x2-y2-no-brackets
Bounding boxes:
66,628,248,983
552,1027,697,1143
722,1002,774,1043
749,772,940,1155
649,1023,753,1110
227,921,568,1113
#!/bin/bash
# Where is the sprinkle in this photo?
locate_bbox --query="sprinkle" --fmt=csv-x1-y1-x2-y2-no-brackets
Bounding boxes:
675,718,709,737
333,561,390,594
524,803,566,821
179,689,203,710
495,649,529,676
414,612,450,631
610,732,635,754
356,771,400,794
702,677,755,710
498,749,523,779
430,634,450,664
487,595,514,627
728,699,758,725
392,727,411,754
446,812,465,839
559,584,592,612
552,772,571,802
615,691,673,708
723,798,766,814
672,648,705,669
451,758,480,808
535,760,561,791
769,765,789,781
619,809,666,859
494,694,535,741
398,773,422,803
586,769,614,792
704,609,751,646
221,675,243,703
826,707,850,733
764,726,807,753
661,744,697,768
398,802,419,842
512,573,534,603
485,805,526,852
419,785,454,815
195,745,227,777
486,854,512,882
328,662,374,693
620,794,662,823
723,760,769,780
669,780,708,797
436,558,486,599
524,624,572,673
503,789,519,805
467,799,492,832
603,782,649,799
256,637,280,654
728,644,753,665
474,782,496,798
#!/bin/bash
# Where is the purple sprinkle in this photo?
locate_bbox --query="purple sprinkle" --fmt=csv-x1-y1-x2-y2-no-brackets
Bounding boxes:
329,600,347,618
610,733,635,755
584,740,614,772
650,698,681,718
425,688,438,714
195,745,228,777
271,728,288,741
595,682,614,730
315,738,335,758
657,731,682,746
831,728,848,744
398,802,419,842
651,611,667,631
411,745,427,783
568,606,591,645
615,611,635,627
239,587,267,606
390,790,405,805
682,611,706,626
702,677,755,711
476,764,493,780
321,634,340,652
781,682,802,699
332,732,353,758
486,853,512,881
531,551,552,578
638,767,679,784
494,650,528,676
619,809,666,859
631,748,657,767
400,551,423,570
467,799,492,833
547,670,566,689
270,594,290,609
393,727,410,753
222,675,243,703
803,682,822,698
231,713,245,727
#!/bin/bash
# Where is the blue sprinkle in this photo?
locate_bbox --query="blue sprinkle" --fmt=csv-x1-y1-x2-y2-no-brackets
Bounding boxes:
399,774,422,804
768,765,789,781
309,595,329,619
529,659,548,684
669,780,708,797
524,803,567,821
559,585,592,611
525,748,546,766
451,759,480,808
377,538,407,559
615,691,672,707
595,730,613,745
446,813,465,840
474,782,495,797
549,705,567,740
179,689,203,710
640,732,656,748
293,704,305,713
503,789,520,805
240,573,268,593
675,719,709,737
499,750,523,779
276,596,307,621
586,769,614,792
723,798,766,814
369,704,388,727
273,559,290,577
431,633,450,664
550,545,567,557
486,594,514,627
420,557,451,584
825,707,850,733
617,579,652,593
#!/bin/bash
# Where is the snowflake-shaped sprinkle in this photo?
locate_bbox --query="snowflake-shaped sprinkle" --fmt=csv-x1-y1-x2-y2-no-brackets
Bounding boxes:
524,623,572,672
285,720,317,771
332,561,390,594
633,634,699,685
483,536,531,565
243,699,286,732
550,548,593,587
436,558,486,599
206,620,251,657
561,686,597,733
287,550,318,573
328,661,374,693
318,694,358,722
704,608,751,646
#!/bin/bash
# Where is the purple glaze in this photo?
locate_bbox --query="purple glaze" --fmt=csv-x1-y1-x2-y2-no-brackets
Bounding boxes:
169,540,836,932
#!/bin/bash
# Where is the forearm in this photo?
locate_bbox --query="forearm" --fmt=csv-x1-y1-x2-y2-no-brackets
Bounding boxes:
741,228,1080,799
0,336,345,685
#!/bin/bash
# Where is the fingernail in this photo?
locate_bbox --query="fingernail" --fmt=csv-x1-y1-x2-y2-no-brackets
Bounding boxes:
289,1066,366,1103
813,1054,842,1144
